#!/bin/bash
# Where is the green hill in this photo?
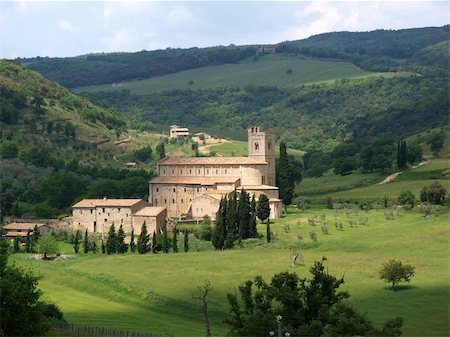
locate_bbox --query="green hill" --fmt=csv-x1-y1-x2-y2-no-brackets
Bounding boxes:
73,55,380,94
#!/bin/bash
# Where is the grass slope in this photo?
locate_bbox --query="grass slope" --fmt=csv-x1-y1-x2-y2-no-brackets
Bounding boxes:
12,206,448,337
73,55,379,94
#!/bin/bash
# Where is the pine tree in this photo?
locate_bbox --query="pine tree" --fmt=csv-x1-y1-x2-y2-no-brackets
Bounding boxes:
162,228,169,253
106,223,117,254
74,230,80,254
83,229,90,254
137,222,150,254
152,231,157,254
13,237,20,253
212,198,227,249
117,224,127,253
172,228,178,253
184,230,189,252
238,191,250,240
25,230,31,253
266,221,271,243
278,141,294,207
130,229,136,253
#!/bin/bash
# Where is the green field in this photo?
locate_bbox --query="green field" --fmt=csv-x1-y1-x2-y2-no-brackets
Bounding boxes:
73,55,383,94
12,204,449,337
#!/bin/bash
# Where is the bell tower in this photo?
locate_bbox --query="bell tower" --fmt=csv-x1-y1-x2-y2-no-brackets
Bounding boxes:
248,127,276,186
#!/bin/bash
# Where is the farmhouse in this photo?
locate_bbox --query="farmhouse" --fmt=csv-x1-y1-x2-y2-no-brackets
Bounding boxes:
169,125,190,139
72,198,166,235
149,127,282,220
2,222,53,238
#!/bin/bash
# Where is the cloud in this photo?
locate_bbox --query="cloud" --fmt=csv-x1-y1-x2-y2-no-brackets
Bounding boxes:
58,20,80,33
168,6,195,26
101,28,140,52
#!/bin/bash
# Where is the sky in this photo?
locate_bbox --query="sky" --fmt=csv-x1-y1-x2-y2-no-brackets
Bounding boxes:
0,1,448,59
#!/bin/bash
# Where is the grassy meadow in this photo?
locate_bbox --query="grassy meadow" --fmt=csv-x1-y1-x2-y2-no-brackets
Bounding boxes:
73,55,383,94
12,203,449,337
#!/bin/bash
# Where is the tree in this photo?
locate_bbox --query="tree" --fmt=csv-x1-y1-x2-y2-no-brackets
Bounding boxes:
406,142,423,165
0,140,18,159
212,198,227,249
225,192,238,248
266,221,271,243
73,230,81,254
137,222,150,254
13,237,20,253
184,230,189,252
225,260,403,337
380,259,415,289
0,239,64,336
249,195,257,238
420,182,447,204
31,225,40,252
427,132,444,157
152,231,157,254
117,224,127,253
156,142,166,159
130,229,136,253
238,191,250,240
162,228,169,253
256,194,270,224
193,280,213,337
106,224,117,254
37,236,60,260
83,229,90,254
397,191,415,209
278,142,294,206
172,228,178,253
25,230,32,253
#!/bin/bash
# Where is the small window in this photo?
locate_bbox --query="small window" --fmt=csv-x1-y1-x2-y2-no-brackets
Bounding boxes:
80,210,83,214
121,219,123,223
216,169,218,174
172,199,175,203
126,214,128,217
104,218,107,222
189,169,192,174
207,169,209,174
198,169,200,174
78,222,81,225
225,169,227,174
197,188,200,192
156,188,159,192
189,199,192,202
255,142,259,151
102,208,105,213
164,199,167,204
268,142,271,150
180,169,183,174
155,199,158,206
108,213,110,216
172,169,174,174
163,169,166,174
173,188,176,193
90,209,93,214
118,208,121,212
184,188,186,192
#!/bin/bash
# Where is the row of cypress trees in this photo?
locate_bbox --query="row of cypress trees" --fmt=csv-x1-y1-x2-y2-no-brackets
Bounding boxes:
212,190,270,250
397,139,407,169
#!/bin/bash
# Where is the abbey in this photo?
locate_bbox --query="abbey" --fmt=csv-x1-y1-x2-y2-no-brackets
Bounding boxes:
149,127,282,220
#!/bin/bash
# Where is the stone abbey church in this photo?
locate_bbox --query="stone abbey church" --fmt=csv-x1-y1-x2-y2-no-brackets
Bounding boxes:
149,127,282,220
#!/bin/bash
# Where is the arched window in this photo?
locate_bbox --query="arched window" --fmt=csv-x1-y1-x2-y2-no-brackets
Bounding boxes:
255,142,259,151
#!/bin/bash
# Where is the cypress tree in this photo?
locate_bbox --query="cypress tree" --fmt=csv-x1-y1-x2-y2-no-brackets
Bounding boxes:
130,229,136,253
212,198,227,249
402,140,407,169
257,194,270,225
238,191,250,240
74,230,80,254
91,241,98,254
249,194,258,238
152,231,157,254
278,141,294,207
25,230,31,253
162,228,169,253
172,228,178,253
266,221,271,243
106,223,117,254
396,140,401,169
101,240,106,254
117,224,127,253
184,230,189,252
137,222,150,254
31,225,40,252
13,237,20,253
83,229,90,254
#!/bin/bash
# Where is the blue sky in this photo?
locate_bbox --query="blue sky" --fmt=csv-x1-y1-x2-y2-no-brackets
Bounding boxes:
1,1,448,58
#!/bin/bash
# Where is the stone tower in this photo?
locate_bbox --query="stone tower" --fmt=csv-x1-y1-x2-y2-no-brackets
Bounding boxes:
247,127,276,186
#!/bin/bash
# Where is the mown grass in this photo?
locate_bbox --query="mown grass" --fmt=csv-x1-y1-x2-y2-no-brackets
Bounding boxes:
73,55,378,94
12,205,449,337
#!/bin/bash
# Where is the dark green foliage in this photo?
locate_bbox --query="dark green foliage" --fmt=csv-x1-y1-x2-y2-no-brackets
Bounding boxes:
101,240,105,254
25,230,32,253
360,140,395,172
406,142,423,165
266,222,271,243
0,239,64,336
226,260,403,337
83,229,90,254
172,228,178,253
397,191,416,210
380,259,415,289
0,141,18,159
256,194,270,224
420,182,447,205
184,230,189,252
427,132,445,157
156,142,166,159
73,230,81,254
162,228,169,254
31,225,40,252
225,192,238,248
397,139,407,169
249,195,257,238
238,190,251,239
129,230,136,253
13,237,20,253
137,222,150,254
134,146,153,163
106,224,117,254
117,224,127,254
152,231,157,254
278,142,294,205
212,198,227,250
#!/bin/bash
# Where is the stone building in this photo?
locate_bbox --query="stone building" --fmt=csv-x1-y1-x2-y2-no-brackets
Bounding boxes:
169,125,190,139
2,222,53,239
149,127,282,219
72,198,166,235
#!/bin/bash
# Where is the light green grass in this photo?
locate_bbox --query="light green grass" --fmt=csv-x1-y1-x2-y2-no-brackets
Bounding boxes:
12,206,449,337
206,140,304,159
73,55,379,94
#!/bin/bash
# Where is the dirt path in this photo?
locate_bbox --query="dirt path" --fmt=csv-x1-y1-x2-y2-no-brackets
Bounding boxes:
377,160,430,185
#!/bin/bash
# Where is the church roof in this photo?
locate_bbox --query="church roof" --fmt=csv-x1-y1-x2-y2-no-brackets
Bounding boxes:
72,199,145,208
3,223,47,231
134,206,166,217
237,185,279,190
151,177,239,186
159,156,265,165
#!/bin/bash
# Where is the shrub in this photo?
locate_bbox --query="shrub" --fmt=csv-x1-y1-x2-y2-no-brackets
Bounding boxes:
397,191,415,209
380,259,415,289
420,182,447,205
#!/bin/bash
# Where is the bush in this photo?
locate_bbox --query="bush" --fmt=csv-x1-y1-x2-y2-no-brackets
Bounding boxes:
420,182,447,205
380,259,415,289
397,191,416,209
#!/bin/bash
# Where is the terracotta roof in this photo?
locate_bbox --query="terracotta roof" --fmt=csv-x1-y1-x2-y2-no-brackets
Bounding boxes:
238,185,279,190
151,177,239,186
72,199,145,208
134,206,166,217
3,223,46,230
3,231,29,237
269,198,282,202
159,156,265,165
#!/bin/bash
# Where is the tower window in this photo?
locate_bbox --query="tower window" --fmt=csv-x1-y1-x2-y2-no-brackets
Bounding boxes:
173,188,176,193
268,142,271,150
255,142,259,151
